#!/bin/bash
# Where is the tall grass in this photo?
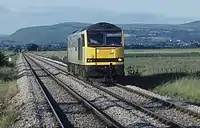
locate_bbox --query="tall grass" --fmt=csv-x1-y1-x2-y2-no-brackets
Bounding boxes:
153,77,200,104
0,111,16,128
0,52,18,128
0,81,19,104
0,67,18,82
0,81,18,128
125,57,200,76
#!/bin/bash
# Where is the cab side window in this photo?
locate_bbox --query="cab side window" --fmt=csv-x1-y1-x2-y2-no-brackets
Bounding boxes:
81,34,85,47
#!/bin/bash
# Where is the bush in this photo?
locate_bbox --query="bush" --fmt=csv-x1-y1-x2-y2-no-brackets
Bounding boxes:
0,68,18,82
3,70,18,82
126,65,142,76
0,52,7,67
62,56,68,63
194,71,200,77
50,55,63,62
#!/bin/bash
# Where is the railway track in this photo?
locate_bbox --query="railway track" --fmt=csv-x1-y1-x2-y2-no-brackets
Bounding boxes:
26,54,170,127
23,54,123,128
23,55,73,128
29,53,200,128
99,84,200,127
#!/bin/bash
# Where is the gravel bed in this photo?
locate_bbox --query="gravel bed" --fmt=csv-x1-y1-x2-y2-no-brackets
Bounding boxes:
31,54,200,126
28,76,59,128
32,54,200,112
27,57,106,128
31,54,68,71
31,56,169,128
57,75,166,127
10,54,57,128
103,86,200,127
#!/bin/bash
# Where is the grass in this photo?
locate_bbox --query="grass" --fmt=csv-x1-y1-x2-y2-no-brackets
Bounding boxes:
125,48,200,54
31,51,67,59
0,67,18,82
153,77,200,104
0,111,16,128
0,52,19,128
0,81,18,128
31,49,200,105
32,49,200,76
125,57,200,76
0,81,18,104
0,80,18,128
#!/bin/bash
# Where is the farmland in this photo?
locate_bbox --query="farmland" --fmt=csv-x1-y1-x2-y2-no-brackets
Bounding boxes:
31,49,200,75
125,49,200,54
125,56,200,75
31,49,200,104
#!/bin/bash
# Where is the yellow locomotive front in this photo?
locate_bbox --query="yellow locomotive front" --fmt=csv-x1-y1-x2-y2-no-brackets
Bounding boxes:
83,22,125,79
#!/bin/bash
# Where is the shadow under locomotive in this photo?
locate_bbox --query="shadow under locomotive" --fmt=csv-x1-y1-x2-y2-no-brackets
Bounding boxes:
115,72,198,90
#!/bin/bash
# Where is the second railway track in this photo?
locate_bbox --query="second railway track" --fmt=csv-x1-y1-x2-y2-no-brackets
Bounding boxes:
29,53,200,128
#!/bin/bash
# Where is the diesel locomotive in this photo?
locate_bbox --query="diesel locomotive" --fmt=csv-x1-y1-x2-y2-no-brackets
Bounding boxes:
67,22,124,80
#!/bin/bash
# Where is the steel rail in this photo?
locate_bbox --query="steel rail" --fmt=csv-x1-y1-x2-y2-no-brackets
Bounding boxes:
25,54,124,128
28,54,188,128
23,54,73,128
32,53,200,118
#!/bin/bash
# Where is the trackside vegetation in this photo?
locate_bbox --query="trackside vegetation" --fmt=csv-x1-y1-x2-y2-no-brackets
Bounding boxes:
0,51,18,128
153,77,200,104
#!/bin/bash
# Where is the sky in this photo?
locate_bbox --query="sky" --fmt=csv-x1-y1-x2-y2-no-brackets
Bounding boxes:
1,0,200,18
1,0,200,34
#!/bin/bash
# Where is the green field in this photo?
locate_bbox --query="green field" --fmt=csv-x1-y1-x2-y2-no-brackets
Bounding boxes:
31,49,200,104
31,49,200,75
125,57,200,75
125,48,200,54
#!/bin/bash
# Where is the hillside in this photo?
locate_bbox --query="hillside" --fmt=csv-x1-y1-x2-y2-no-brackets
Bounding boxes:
180,20,200,29
2,22,90,44
3,22,168,44
0,34,7,37
2,21,200,45
1,5,197,34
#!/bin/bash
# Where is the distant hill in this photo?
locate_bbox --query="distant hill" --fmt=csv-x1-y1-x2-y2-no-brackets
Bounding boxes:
0,34,7,37
1,6,198,34
180,20,200,30
2,21,200,45
3,22,90,44
3,22,169,44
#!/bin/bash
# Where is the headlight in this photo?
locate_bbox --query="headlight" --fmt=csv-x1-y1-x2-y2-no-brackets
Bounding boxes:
118,58,123,62
87,59,93,62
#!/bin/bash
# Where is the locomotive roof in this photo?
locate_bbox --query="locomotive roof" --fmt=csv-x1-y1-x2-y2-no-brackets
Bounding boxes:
72,22,121,34
84,22,121,31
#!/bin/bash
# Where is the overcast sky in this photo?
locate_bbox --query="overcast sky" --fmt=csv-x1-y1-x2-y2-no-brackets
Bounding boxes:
1,0,200,18
1,0,200,34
